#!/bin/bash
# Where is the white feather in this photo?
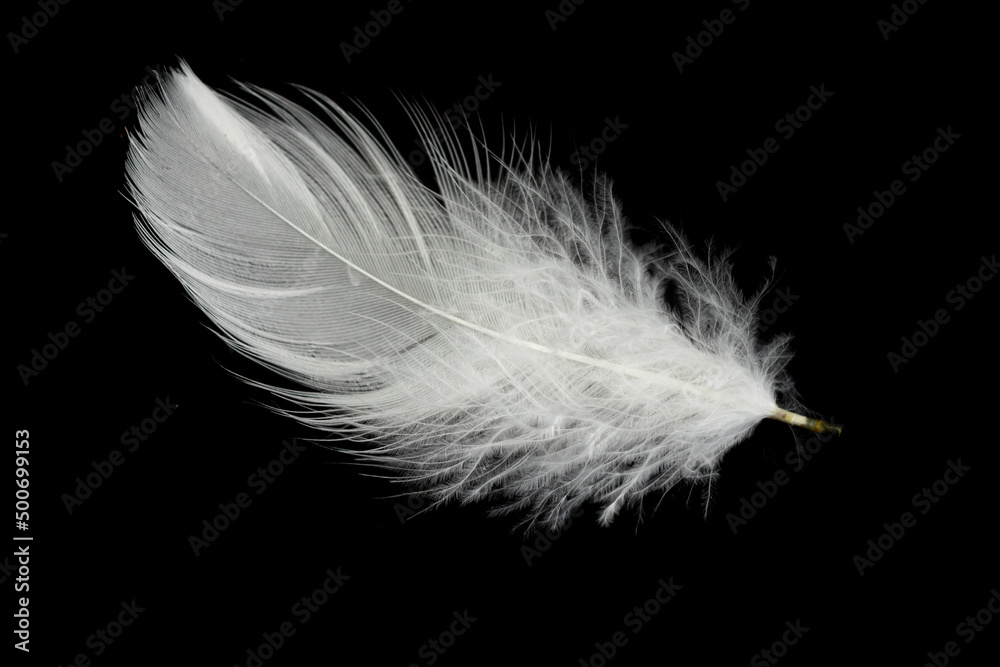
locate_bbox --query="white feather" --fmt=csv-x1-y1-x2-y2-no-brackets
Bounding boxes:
126,62,835,529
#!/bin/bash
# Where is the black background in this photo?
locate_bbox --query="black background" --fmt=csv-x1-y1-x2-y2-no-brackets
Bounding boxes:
6,1,997,665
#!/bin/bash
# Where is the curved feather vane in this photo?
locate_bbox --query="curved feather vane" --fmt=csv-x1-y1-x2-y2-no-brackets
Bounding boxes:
126,62,838,529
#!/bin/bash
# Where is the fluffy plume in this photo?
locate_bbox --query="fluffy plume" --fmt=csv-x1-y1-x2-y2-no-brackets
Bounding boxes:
125,62,837,529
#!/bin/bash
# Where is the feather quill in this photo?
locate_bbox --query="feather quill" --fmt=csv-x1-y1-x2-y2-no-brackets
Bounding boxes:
125,63,839,529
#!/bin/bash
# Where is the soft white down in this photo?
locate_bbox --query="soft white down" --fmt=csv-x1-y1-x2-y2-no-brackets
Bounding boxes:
126,62,802,529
